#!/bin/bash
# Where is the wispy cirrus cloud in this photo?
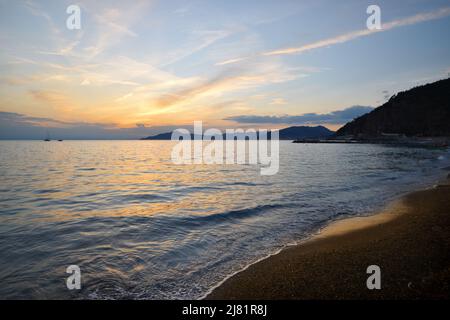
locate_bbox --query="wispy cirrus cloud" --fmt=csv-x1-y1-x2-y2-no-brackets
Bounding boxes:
225,105,374,125
83,3,149,58
162,29,234,67
215,57,247,66
270,98,287,105
216,6,450,66
137,61,303,115
263,7,450,56
22,0,61,36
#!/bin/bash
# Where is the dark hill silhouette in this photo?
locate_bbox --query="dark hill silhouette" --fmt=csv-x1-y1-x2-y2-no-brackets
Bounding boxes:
142,132,173,140
277,125,334,140
141,125,334,140
336,78,450,137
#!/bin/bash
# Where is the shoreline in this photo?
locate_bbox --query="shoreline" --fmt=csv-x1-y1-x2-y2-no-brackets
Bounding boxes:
206,176,450,300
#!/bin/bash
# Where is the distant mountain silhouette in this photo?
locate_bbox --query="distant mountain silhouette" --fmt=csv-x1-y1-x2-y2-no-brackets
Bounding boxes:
277,125,334,140
141,125,334,140
142,132,173,140
336,78,450,137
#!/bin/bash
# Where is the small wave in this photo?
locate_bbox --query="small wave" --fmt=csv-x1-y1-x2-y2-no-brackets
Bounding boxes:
174,203,288,227
119,203,290,232
33,189,60,194
171,185,224,194
223,182,266,187
115,193,170,203
380,176,398,181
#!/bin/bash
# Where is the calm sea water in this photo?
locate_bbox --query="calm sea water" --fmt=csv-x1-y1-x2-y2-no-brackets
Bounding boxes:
0,141,448,299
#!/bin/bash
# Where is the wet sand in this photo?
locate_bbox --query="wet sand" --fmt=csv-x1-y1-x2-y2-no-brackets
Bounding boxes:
207,179,450,300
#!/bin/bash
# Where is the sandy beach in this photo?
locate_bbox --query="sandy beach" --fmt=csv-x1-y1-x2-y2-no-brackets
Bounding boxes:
207,177,450,300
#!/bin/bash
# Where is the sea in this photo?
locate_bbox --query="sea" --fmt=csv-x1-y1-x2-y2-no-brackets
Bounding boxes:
0,140,449,299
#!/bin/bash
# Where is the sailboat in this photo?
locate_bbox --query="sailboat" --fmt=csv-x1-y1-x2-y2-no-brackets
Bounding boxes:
44,130,51,141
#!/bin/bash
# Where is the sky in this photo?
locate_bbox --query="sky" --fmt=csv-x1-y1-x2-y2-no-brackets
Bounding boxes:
0,0,449,139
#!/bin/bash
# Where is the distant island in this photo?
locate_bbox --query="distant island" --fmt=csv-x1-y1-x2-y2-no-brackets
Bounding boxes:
141,125,335,140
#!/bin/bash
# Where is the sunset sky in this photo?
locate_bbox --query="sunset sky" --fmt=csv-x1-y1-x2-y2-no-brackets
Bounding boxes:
1,0,450,138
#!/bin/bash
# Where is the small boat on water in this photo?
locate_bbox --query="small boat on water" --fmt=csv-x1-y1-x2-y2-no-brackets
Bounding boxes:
44,131,51,141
